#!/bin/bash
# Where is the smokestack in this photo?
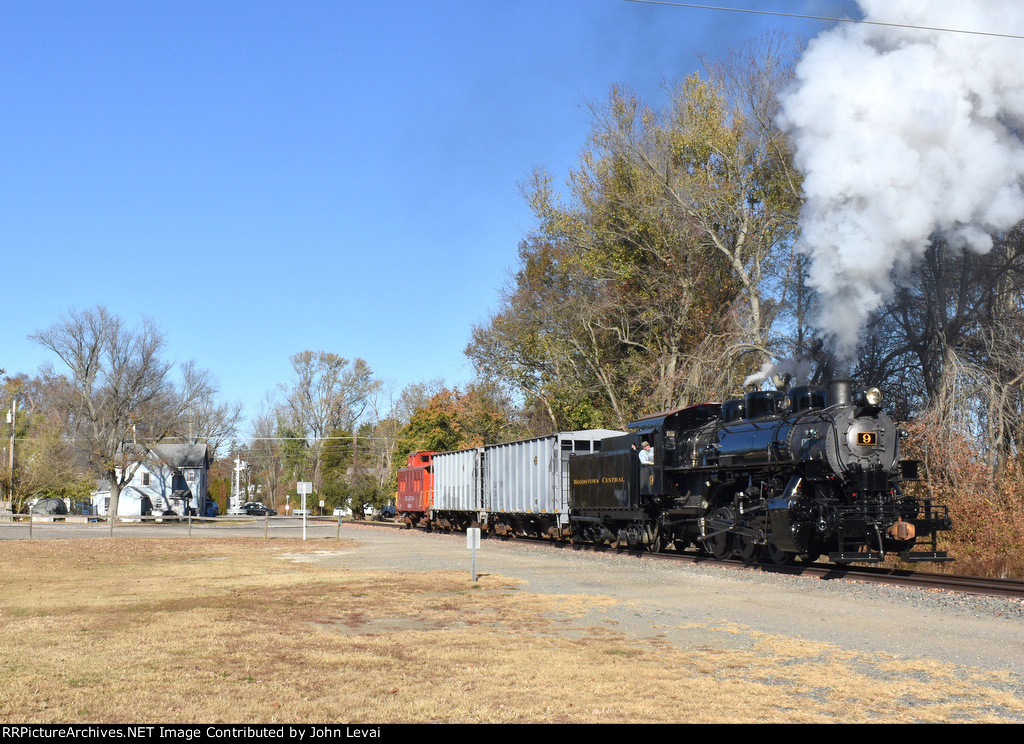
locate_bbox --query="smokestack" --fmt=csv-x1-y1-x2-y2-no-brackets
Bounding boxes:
828,380,853,407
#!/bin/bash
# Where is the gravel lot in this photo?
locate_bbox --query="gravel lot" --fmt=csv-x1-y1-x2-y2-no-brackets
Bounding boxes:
7,517,1024,690
325,523,1024,681
4,518,1022,719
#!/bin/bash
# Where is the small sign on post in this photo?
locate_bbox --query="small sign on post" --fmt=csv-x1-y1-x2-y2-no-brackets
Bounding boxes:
297,481,312,541
467,527,481,581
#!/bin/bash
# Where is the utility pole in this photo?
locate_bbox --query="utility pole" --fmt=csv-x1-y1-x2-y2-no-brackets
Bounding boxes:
231,457,246,513
6,399,15,510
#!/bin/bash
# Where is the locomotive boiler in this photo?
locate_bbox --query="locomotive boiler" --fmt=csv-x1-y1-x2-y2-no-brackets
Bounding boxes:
568,380,952,564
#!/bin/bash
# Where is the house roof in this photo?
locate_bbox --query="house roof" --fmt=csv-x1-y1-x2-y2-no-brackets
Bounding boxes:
114,442,209,468
151,443,210,469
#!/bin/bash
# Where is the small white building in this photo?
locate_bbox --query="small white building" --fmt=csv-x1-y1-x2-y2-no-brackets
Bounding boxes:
92,444,212,518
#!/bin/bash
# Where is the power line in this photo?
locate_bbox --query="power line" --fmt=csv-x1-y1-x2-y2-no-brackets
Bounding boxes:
4,434,394,444
622,1,1024,40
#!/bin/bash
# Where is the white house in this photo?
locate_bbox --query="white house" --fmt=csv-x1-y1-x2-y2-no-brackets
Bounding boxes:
92,443,212,518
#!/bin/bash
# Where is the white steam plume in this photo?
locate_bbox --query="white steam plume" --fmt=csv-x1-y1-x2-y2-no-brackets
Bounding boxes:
743,358,814,390
779,1,1024,361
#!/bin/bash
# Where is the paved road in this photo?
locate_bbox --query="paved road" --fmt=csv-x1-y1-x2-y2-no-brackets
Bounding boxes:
0,514,350,540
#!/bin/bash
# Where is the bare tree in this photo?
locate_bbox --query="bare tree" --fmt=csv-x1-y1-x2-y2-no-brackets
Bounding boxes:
281,351,380,491
176,362,244,458
31,305,217,519
244,392,287,508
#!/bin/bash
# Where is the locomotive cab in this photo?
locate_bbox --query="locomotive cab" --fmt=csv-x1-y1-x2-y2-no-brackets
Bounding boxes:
633,428,662,497
567,403,722,550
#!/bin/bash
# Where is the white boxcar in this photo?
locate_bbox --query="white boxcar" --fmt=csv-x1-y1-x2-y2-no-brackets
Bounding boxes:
484,430,623,527
431,447,484,515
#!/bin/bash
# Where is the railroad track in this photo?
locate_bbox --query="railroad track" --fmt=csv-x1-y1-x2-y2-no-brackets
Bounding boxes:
342,518,1024,601
819,564,1024,600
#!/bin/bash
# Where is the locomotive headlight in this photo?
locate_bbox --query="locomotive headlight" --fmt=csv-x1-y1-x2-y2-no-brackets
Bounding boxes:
864,387,883,406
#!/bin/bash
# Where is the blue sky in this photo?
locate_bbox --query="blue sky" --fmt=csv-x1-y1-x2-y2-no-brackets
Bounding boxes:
0,1,835,430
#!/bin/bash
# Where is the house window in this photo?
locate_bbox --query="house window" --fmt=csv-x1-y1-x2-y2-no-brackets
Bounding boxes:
141,472,151,486
186,470,196,482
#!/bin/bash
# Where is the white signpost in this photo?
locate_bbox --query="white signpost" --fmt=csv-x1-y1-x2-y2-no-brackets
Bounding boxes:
297,481,312,541
467,527,481,581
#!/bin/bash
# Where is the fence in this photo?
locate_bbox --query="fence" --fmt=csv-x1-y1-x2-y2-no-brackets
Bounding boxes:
0,512,377,540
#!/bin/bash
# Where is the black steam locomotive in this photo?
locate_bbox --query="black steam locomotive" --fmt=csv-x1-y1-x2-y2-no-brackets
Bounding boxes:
568,380,952,564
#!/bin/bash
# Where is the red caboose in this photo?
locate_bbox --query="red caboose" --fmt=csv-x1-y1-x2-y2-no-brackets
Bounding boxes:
396,451,436,527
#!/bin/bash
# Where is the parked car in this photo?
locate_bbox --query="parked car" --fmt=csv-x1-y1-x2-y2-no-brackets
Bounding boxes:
332,507,353,517
241,501,277,516
380,504,396,520
205,501,220,517
31,498,68,516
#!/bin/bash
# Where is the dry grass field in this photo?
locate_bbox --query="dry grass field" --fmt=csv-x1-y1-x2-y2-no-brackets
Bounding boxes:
0,536,1022,724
